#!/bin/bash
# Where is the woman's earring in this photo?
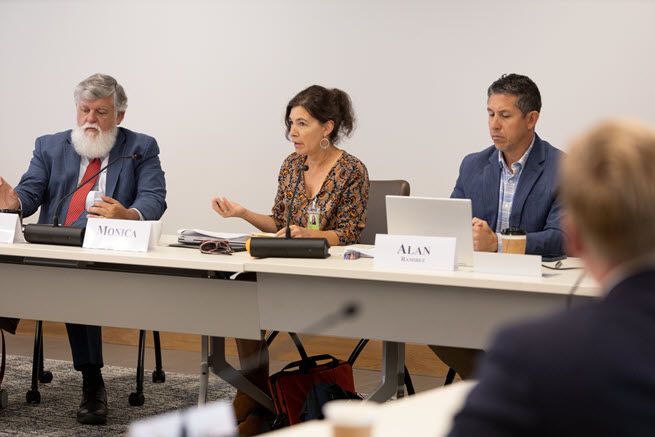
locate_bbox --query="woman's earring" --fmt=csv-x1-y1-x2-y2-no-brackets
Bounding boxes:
320,138,330,150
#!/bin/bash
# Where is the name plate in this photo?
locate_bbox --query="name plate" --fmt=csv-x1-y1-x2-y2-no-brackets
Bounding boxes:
473,252,542,278
374,234,456,271
83,218,152,252
0,212,22,244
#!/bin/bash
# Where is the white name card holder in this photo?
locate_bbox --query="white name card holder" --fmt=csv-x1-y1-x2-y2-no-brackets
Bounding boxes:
83,218,152,252
147,220,162,250
473,252,542,278
374,234,457,272
0,212,23,244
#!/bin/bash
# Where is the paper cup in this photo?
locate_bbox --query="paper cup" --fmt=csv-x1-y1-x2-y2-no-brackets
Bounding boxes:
323,400,378,437
500,234,527,254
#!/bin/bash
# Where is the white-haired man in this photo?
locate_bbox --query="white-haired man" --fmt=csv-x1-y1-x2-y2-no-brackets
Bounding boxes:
0,73,167,425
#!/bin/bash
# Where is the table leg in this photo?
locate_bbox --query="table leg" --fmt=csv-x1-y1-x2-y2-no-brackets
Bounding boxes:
198,335,209,405
366,341,405,402
207,336,274,412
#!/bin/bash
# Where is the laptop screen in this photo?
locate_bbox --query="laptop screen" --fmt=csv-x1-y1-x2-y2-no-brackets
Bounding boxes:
385,196,474,266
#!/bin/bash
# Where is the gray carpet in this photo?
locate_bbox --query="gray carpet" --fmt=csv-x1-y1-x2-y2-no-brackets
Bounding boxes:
0,355,236,436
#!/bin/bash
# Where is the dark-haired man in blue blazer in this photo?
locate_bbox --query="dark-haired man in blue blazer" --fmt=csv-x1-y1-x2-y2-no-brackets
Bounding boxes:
450,119,655,437
434,74,564,380
0,73,166,425
452,74,564,258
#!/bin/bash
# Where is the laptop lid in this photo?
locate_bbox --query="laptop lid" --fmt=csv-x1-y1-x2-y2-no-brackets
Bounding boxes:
385,196,474,266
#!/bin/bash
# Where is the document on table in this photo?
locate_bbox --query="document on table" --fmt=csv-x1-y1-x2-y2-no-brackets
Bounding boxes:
177,229,250,248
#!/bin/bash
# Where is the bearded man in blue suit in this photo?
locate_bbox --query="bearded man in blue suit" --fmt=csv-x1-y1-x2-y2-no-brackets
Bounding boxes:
433,74,564,380
0,73,166,425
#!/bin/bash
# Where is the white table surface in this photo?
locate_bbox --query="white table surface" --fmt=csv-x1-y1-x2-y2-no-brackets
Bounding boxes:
0,235,248,273
263,381,477,437
246,244,599,297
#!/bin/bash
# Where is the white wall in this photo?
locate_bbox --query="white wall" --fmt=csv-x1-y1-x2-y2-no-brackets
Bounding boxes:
1,0,653,234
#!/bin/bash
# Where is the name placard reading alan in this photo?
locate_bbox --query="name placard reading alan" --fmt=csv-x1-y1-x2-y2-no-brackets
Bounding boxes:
83,218,152,252
374,234,457,272
0,213,22,244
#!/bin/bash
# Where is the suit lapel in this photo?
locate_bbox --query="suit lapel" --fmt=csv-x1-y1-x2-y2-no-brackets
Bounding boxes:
63,135,82,215
482,150,501,228
105,128,126,198
510,134,545,227
64,134,82,192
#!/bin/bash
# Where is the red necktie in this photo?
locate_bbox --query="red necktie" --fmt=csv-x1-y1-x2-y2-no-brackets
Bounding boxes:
64,158,101,226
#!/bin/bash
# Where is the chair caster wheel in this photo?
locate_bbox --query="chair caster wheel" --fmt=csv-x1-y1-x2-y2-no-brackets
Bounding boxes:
39,370,53,383
26,390,41,404
0,389,8,409
129,392,145,406
152,369,166,383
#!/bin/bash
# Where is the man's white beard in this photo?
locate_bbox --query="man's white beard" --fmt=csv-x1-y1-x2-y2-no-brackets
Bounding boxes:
71,123,118,159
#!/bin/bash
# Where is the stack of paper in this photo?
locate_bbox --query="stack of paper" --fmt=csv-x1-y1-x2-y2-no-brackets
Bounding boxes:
177,229,250,250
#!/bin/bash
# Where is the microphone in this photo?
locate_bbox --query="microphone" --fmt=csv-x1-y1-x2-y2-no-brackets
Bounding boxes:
249,161,330,258
286,163,309,239
23,153,142,247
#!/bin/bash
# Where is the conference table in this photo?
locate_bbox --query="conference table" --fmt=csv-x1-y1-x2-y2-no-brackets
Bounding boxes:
0,236,600,408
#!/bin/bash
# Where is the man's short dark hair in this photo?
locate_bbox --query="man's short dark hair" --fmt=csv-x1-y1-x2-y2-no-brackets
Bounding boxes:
488,74,542,115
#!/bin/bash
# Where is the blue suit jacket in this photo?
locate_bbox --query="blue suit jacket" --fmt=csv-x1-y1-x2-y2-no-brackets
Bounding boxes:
15,127,167,227
450,269,655,437
451,134,564,258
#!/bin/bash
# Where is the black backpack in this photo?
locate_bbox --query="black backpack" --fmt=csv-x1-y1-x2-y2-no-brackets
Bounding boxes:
298,382,362,423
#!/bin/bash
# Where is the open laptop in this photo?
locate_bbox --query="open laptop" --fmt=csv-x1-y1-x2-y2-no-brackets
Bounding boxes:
385,196,474,266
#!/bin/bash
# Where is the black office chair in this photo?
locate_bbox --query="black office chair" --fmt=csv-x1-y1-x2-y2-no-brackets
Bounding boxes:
26,322,165,406
358,180,411,246
348,180,422,394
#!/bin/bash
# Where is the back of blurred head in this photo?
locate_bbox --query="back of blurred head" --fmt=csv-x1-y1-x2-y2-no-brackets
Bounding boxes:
561,119,655,276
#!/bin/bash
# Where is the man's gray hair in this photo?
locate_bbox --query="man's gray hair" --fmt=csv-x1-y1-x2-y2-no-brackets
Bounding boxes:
74,73,128,113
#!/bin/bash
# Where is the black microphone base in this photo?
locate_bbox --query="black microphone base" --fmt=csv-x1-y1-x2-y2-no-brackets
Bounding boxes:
23,224,85,247
249,237,330,259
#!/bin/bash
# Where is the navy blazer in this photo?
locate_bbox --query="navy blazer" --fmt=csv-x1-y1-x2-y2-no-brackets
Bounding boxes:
15,127,167,227
451,134,564,258
450,269,655,437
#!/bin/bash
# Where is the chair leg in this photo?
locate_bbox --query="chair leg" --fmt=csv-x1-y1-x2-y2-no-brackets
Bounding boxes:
403,365,415,395
1,330,8,409
151,331,165,383
444,367,457,385
348,339,369,364
129,330,146,406
38,336,53,383
26,321,43,404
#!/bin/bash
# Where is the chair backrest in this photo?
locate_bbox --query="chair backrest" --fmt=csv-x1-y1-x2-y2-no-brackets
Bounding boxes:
359,180,410,245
